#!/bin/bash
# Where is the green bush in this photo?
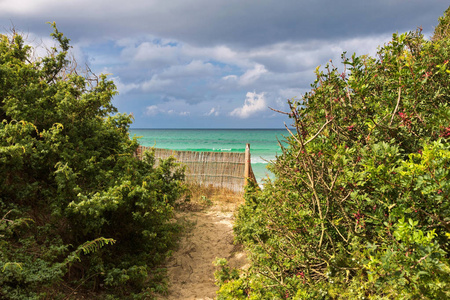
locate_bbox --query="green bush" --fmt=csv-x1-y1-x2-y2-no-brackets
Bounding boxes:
222,7,450,300
0,24,186,299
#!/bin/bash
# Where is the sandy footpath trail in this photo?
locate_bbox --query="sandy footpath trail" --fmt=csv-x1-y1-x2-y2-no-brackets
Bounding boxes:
159,202,247,300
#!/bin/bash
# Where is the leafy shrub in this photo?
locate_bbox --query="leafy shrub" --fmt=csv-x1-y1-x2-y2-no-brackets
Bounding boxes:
221,7,450,300
0,24,186,298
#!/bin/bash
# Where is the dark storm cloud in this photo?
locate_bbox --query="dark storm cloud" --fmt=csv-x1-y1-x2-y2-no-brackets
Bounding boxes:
1,0,448,128
1,0,447,47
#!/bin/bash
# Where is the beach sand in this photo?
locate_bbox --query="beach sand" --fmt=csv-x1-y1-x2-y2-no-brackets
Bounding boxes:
159,201,248,300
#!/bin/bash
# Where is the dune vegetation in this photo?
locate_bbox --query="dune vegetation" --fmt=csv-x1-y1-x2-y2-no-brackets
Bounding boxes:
0,23,187,299
215,6,450,299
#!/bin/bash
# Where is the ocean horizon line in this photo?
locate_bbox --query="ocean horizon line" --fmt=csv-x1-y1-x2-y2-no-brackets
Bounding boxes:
129,128,283,182
130,128,290,130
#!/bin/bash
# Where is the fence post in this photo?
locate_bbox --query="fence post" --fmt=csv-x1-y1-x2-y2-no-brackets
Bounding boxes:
244,143,251,186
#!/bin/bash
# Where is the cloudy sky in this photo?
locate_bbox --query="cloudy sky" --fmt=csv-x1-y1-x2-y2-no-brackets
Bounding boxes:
1,1,448,128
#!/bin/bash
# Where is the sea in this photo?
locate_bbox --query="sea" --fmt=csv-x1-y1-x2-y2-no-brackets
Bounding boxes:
129,129,288,184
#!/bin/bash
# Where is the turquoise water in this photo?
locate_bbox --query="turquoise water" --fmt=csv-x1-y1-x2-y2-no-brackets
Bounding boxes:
129,129,287,183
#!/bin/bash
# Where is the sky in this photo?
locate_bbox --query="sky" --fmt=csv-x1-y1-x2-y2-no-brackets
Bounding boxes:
1,1,448,128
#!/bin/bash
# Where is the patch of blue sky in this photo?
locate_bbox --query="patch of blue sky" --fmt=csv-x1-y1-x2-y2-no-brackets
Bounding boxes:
205,60,230,69
149,38,179,47
163,41,179,47
80,41,125,70
207,60,242,73
83,41,122,57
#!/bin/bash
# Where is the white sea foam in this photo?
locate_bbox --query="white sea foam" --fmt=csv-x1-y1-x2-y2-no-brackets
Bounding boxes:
252,156,274,164
130,128,285,182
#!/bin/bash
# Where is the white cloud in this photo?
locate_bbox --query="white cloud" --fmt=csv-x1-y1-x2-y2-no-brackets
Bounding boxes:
105,32,395,107
141,75,173,92
0,0,49,14
144,101,192,117
111,76,140,94
205,107,220,116
121,40,181,68
239,64,268,86
278,88,303,99
222,75,237,81
160,60,216,78
230,92,267,118
145,105,160,116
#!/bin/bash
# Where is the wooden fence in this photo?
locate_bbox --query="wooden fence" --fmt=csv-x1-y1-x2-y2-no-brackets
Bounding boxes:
135,144,257,193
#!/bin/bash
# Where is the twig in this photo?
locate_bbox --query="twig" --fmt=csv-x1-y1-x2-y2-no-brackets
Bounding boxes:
304,119,333,146
1,210,13,224
269,106,292,115
410,253,430,269
390,85,402,126
284,123,302,145
63,272,102,300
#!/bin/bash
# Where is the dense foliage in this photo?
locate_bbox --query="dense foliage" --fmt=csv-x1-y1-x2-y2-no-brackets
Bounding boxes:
217,7,450,299
0,25,185,299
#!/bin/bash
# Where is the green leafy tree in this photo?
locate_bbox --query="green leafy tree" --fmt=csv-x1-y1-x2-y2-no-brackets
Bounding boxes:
433,6,450,41
220,7,450,299
1,24,186,299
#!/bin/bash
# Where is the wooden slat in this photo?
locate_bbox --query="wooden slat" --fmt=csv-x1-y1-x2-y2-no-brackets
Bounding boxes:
134,145,257,193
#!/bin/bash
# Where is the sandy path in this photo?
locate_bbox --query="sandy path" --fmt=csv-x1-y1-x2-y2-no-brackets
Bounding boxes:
159,203,247,300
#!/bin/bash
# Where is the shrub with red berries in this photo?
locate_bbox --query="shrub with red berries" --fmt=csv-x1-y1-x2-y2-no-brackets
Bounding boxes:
219,6,450,300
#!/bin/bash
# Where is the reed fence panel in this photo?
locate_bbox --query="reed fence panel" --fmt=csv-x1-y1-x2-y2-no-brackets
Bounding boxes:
135,145,256,193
